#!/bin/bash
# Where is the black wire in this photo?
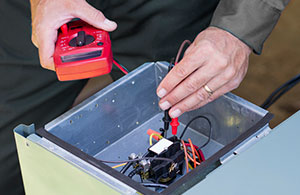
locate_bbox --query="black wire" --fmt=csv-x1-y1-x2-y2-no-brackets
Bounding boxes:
120,162,132,174
179,115,212,149
140,175,144,183
121,151,151,174
262,81,299,109
261,74,300,109
262,74,300,107
128,167,143,178
99,156,173,164
141,183,168,189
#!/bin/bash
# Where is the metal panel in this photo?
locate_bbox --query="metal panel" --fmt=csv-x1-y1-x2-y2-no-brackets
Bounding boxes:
14,62,271,194
184,111,300,195
14,125,122,195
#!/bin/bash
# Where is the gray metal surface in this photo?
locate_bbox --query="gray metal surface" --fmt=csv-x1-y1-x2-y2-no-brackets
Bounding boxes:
95,113,223,164
45,62,160,156
33,61,269,193
44,62,267,155
184,110,300,195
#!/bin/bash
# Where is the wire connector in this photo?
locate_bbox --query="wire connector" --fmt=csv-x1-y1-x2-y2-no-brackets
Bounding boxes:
163,110,172,130
170,118,179,135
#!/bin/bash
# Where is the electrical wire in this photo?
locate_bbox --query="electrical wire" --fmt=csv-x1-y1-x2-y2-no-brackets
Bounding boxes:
193,147,201,163
112,163,127,169
179,115,212,149
198,149,205,162
98,156,173,164
141,183,168,189
113,59,129,75
188,162,194,170
181,140,189,173
185,143,203,162
186,152,200,165
188,139,197,168
175,40,192,65
149,133,163,146
186,148,201,164
140,175,144,183
261,73,300,109
120,162,132,174
128,167,143,178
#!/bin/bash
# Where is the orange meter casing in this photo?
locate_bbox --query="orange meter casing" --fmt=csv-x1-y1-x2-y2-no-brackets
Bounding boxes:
53,20,113,81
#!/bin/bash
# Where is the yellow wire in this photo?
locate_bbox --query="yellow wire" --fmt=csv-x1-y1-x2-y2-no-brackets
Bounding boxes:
112,163,127,169
149,133,163,146
188,162,194,170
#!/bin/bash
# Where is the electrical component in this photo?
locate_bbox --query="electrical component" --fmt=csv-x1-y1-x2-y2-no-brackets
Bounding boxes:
149,138,173,155
128,136,184,184
54,20,113,81
53,19,128,81
161,109,172,137
170,118,179,135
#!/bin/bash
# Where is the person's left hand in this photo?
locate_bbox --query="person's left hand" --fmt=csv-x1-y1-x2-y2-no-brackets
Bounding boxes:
157,27,251,118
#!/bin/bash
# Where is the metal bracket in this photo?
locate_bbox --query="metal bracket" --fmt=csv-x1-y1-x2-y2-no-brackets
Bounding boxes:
220,124,272,164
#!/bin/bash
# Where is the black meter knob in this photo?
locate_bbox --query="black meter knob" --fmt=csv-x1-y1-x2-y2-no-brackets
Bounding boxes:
69,31,95,47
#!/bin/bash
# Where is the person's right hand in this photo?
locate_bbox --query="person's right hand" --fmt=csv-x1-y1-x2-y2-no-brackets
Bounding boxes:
30,0,117,71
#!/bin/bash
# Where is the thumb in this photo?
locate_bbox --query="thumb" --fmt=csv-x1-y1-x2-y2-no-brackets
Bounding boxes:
74,1,117,31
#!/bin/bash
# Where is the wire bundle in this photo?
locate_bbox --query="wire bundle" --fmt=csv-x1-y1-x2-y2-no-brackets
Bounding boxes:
181,139,206,173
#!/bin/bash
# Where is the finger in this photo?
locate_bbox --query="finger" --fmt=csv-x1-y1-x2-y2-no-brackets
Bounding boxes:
158,62,218,110
74,1,117,31
168,87,211,118
37,26,57,71
170,66,243,117
169,71,244,117
157,52,206,98
187,87,225,112
188,78,241,112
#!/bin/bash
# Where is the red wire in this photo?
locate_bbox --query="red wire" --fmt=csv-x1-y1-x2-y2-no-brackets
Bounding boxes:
198,148,205,161
192,146,201,164
184,143,205,162
112,60,128,75
188,139,197,168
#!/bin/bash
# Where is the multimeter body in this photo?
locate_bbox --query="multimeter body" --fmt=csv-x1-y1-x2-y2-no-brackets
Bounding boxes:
53,20,113,81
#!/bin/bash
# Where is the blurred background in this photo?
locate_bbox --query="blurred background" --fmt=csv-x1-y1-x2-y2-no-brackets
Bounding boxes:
234,0,300,127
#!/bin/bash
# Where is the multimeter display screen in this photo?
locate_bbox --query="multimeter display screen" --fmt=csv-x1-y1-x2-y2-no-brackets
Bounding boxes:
61,50,102,63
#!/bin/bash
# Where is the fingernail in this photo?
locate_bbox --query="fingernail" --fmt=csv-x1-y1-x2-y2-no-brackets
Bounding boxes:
104,19,117,28
159,101,171,110
170,109,182,118
157,88,167,98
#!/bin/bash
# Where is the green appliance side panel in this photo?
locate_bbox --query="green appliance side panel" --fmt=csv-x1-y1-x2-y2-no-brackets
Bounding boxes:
14,127,120,195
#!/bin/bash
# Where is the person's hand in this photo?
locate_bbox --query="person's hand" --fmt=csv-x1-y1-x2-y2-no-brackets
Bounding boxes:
30,0,117,71
157,27,251,118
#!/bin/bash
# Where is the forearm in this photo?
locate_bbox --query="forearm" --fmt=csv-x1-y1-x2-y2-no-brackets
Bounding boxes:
210,0,290,54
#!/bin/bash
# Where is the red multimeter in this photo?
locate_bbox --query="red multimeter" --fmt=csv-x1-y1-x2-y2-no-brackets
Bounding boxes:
53,20,113,81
